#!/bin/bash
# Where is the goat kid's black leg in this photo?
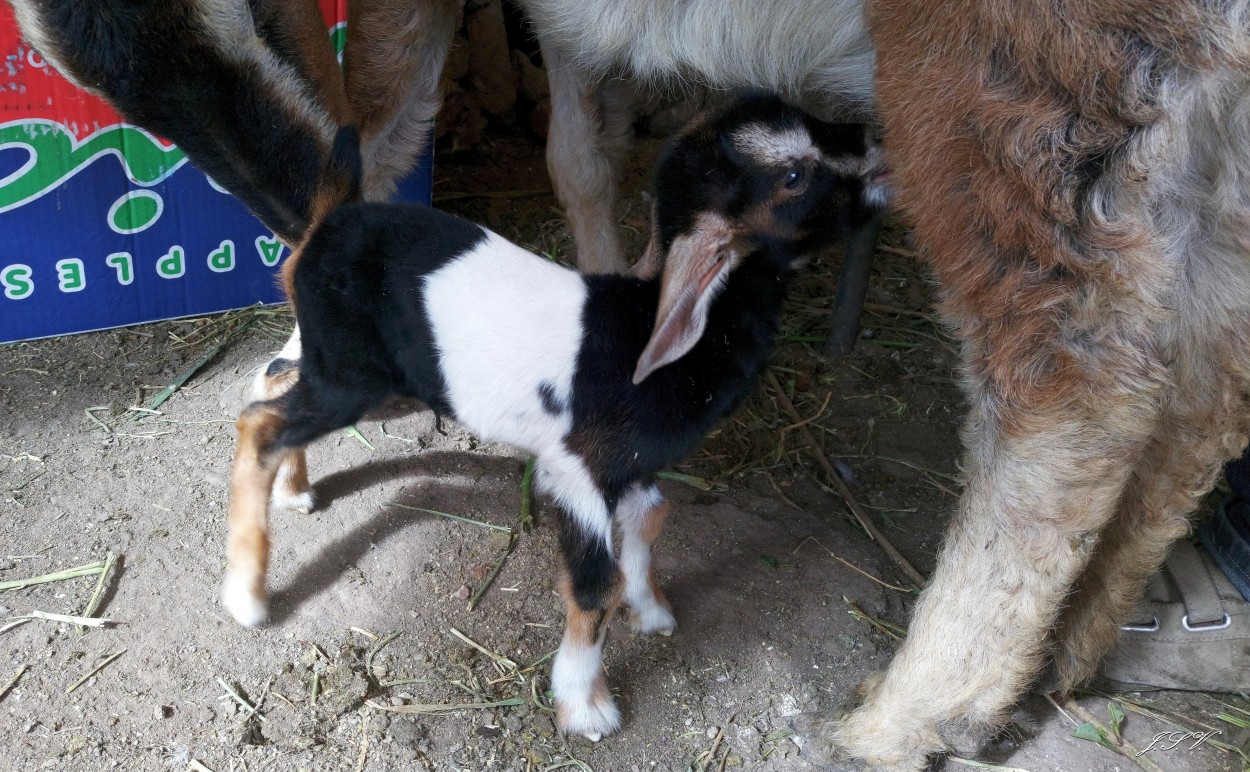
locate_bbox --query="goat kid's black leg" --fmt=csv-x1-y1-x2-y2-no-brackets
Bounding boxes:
552,508,624,741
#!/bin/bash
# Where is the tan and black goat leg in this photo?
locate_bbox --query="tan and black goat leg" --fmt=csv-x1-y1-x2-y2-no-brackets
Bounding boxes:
540,37,636,274
222,401,299,627
554,569,624,742
248,330,313,512
616,484,676,635
343,0,460,203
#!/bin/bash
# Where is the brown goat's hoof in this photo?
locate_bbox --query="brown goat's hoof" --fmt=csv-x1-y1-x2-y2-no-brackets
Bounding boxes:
792,707,942,772
790,711,846,770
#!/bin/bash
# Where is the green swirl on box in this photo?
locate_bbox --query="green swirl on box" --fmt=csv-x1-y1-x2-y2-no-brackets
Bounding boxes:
0,121,186,213
0,26,346,216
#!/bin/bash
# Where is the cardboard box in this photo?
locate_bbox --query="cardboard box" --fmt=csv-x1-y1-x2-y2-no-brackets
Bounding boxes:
0,1,431,344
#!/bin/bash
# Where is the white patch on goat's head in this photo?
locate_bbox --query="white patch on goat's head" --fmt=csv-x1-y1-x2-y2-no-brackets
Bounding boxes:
731,124,819,167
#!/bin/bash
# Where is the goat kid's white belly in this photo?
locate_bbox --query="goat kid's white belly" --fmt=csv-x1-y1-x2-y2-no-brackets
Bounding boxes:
423,232,584,454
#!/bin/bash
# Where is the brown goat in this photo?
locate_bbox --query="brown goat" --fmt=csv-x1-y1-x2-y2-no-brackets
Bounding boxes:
799,1,1250,769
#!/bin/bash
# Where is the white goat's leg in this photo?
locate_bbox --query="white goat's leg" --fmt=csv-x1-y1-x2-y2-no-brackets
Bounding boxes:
344,0,459,202
250,328,314,513
616,484,676,636
541,38,635,274
1049,420,1227,693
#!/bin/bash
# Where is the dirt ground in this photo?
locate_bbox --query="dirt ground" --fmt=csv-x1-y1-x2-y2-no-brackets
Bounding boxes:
1,129,1246,772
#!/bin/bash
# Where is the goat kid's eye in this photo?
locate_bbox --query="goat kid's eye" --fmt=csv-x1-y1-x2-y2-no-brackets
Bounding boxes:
784,167,804,189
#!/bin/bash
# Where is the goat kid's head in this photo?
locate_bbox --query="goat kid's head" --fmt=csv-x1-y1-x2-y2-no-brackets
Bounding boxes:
632,94,890,384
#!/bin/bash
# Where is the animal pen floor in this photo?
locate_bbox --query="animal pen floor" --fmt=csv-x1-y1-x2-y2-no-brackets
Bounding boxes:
0,129,1243,772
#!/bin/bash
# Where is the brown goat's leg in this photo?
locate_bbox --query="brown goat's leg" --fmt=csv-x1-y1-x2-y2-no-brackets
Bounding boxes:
819,1,1250,767
222,402,295,627
1054,339,1250,688
540,38,635,274
807,406,1159,769
617,484,676,635
1049,456,1204,692
1048,77,1250,689
800,249,1174,766
344,0,459,202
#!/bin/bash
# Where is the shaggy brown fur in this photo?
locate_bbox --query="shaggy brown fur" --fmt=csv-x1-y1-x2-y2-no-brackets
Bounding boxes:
343,0,459,202
800,2,1250,769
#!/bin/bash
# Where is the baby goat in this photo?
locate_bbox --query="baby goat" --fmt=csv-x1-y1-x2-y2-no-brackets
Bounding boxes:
223,95,885,739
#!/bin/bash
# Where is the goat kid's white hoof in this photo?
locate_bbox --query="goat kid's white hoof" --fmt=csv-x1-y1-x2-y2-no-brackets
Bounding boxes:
270,489,315,514
557,698,621,743
628,604,677,637
221,576,268,627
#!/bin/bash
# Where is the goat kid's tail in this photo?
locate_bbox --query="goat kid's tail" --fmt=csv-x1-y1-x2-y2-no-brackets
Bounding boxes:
303,124,364,234
281,125,363,301
320,125,364,216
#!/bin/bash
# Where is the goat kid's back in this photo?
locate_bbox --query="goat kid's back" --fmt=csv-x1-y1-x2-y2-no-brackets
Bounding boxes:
287,204,586,457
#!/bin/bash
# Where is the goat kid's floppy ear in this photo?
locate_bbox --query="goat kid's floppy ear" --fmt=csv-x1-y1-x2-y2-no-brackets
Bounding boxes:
632,216,742,384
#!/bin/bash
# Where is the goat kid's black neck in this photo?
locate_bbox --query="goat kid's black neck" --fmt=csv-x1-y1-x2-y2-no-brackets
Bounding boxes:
571,258,792,501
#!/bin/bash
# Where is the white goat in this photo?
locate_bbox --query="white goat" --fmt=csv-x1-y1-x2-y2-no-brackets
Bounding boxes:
519,0,876,273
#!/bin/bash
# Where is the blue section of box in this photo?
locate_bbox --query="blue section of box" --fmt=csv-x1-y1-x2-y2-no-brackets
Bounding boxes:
0,150,432,344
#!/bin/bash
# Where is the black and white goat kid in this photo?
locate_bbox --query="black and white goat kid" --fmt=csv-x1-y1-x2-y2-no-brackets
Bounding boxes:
223,95,885,740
